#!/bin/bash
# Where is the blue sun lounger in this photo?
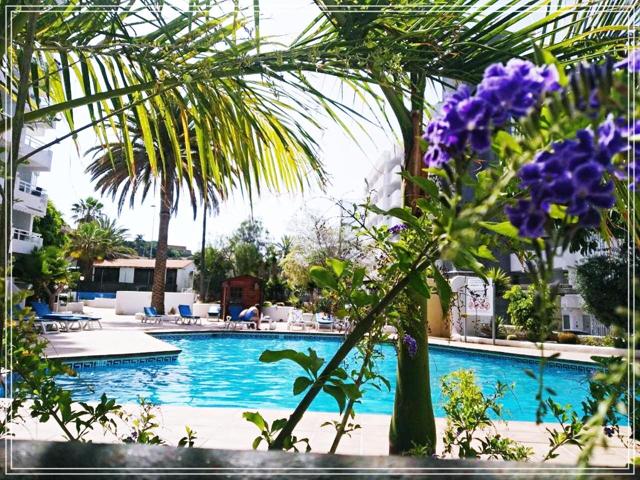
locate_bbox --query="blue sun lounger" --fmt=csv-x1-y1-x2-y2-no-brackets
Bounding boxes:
30,301,102,330
178,304,202,325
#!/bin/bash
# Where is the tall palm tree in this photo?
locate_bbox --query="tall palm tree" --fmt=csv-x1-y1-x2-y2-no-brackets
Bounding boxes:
70,197,105,225
68,220,134,279
87,107,221,313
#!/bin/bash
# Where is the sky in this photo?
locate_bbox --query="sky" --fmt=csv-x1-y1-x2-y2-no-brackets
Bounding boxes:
37,2,405,251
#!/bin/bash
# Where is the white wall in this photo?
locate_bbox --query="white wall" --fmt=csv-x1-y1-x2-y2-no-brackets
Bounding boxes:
115,291,196,315
176,264,195,291
263,306,294,322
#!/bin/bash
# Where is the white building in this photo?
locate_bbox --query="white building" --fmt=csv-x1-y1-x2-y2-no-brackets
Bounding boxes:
81,258,196,297
2,124,53,254
364,144,403,228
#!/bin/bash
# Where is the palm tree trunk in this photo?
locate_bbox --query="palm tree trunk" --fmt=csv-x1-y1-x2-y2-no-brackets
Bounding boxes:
388,71,437,455
151,177,172,314
199,202,207,302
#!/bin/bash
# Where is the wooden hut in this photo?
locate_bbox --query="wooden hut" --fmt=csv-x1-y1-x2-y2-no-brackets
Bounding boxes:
221,275,264,320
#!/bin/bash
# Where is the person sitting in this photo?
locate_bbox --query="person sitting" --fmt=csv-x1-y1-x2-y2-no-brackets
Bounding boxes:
246,304,261,330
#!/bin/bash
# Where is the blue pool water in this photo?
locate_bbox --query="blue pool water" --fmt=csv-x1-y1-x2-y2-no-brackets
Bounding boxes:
56,333,599,422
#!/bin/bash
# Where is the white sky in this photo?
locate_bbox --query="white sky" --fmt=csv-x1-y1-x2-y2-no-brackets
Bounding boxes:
36,1,417,250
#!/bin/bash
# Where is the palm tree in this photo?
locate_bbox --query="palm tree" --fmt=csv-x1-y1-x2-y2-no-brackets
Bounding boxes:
87,107,222,313
68,220,134,279
71,197,105,225
268,0,636,453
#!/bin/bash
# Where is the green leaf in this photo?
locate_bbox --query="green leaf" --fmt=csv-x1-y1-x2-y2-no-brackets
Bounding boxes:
327,258,346,278
474,245,497,261
259,349,324,377
479,221,520,240
403,173,439,197
386,208,419,228
407,271,430,298
323,384,346,413
293,376,313,395
252,436,263,450
309,266,338,290
432,264,452,314
243,411,267,432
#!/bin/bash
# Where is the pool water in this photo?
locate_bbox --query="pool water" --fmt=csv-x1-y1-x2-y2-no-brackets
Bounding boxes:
56,333,597,423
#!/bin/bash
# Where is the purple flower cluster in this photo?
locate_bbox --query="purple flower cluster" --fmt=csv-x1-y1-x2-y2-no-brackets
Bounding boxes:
506,115,638,237
423,59,560,167
402,334,418,358
615,49,640,73
388,223,408,235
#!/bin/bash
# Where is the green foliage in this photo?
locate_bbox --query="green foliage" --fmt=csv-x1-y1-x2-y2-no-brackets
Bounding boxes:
543,398,585,461
68,218,134,277
194,245,235,301
503,285,554,340
71,196,105,225
13,246,78,308
33,201,68,248
243,411,310,452
120,397,165,445
259,348,361,414
576,252,628,331
440,370,532,461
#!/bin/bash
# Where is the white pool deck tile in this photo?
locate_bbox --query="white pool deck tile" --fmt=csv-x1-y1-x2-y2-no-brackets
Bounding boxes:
6,405,635,467
18,306,636,467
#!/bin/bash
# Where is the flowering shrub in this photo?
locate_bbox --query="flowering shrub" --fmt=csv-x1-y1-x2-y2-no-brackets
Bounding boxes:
402,334,418,358
423,59,560,167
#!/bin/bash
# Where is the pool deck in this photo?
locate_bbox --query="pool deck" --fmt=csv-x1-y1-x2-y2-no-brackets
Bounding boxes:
5,404,635,468
41,307,628,364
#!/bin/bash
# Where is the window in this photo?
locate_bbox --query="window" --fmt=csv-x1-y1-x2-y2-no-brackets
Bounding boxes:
94,267,119,284
134,268,154,286
562,314,571,330
230,287,243,302
166,269,177,286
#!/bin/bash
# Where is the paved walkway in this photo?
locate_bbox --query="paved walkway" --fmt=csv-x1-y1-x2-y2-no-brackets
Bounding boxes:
6,404,635,467
41,307,626,363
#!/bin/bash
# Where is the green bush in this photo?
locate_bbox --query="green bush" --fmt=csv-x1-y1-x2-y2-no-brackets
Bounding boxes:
558,332,578,344
576,253,627,331
577,335,615,347
503,285,554,340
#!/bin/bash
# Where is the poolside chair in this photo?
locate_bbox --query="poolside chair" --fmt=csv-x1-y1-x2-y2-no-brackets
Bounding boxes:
30,301,87,331
143,307,163,324
16,305,59,334
302,312,318,331
178,304,202,325
287,309,306,331
226,309,256,330
208,305,221,321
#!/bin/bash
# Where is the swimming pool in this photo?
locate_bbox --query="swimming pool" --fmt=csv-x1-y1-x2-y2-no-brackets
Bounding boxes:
56,333,598,423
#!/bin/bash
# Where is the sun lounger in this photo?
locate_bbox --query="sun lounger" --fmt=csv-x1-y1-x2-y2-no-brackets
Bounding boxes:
143,306,163,324
225,309,256,330
31,301,102,330
178,304,202,325
287,309,306,331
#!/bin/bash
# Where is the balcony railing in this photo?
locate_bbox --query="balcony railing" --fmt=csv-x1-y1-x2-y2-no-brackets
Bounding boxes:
17,178,46,197
12,228,42,242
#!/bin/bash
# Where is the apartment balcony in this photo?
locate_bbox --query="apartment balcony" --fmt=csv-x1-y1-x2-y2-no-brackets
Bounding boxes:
2,131,53,172
18,134,53,172
11,228,42,254
13,178,47,217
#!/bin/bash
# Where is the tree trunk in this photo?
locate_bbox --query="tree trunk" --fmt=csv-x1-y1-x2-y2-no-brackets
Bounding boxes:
389,292,437,454
151,177,172,314
388,71,437,455
199,202,207,302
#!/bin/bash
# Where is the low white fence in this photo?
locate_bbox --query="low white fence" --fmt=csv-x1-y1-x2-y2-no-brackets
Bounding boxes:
115,291,196,315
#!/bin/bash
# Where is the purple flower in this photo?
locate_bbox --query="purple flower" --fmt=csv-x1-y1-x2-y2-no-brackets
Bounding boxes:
388,223,408,235
423,60,559,167
615,50,640,72
402,334,418,359
506,120,622,237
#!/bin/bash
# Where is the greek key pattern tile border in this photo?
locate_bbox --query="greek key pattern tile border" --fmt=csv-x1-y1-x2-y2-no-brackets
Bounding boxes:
151,332,598,374
64,354,179,371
